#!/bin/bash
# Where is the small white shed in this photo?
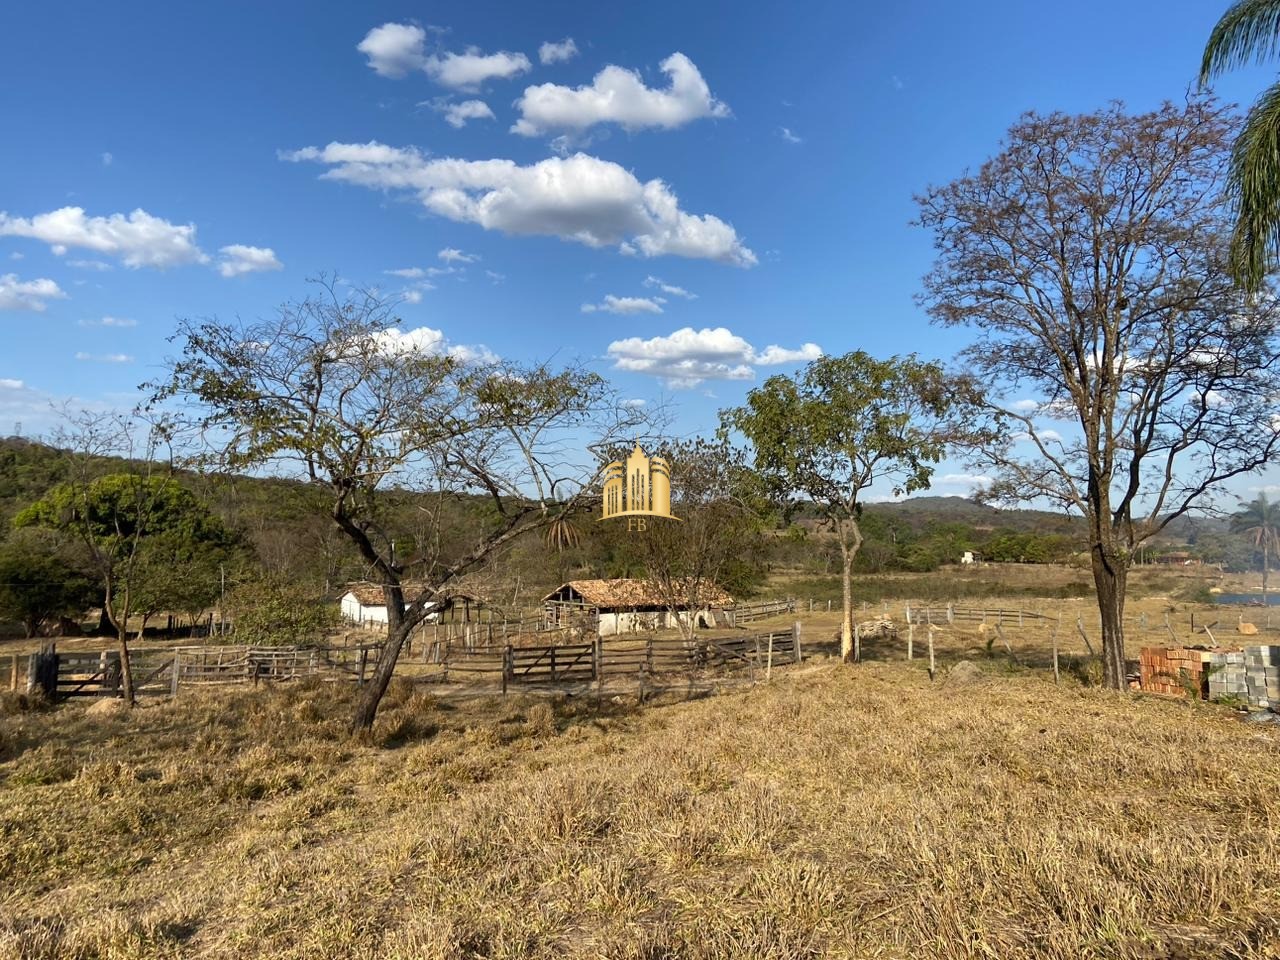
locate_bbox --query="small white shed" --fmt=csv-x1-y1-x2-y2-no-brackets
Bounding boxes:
339,582,441,626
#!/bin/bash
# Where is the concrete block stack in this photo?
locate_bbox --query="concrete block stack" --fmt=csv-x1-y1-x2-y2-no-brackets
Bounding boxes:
1244,646,1280,709
1208,650,1247,702
1139,647,1213,699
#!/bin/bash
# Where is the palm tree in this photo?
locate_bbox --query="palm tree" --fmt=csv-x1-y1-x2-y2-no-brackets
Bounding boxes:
1231,493,1280,603
1202,1,1280,291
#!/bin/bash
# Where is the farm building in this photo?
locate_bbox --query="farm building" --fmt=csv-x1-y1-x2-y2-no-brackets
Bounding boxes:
339,583,484,626
541,579,734,636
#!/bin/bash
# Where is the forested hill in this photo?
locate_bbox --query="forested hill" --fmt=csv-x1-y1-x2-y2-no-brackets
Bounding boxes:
0,436,1236,603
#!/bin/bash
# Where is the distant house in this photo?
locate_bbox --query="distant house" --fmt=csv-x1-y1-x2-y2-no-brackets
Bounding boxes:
1153,551,1198,566
541,578,734,637
339,583,485,626
960,551,978,565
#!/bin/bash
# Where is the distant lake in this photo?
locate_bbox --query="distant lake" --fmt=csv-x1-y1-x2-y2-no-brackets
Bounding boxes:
1215,593,1280,606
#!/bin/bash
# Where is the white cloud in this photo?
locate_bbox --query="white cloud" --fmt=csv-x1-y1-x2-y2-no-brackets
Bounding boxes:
217,244,283,278
0,206,207,268
8,252,22,261
386,267,425,279
622,397,647,408
357,22,428,77
68,259,112,271
607,326,821,388
372,325,497,364
643,275,696,299
778,127,802,144
358,23,529,89
539,38,579,64
79,315,137,328
0,378,24,390
439,99,495,128
582,295,664,315
512,52,729,137
0,274,67,311
400,288,424,304
429,49,531,89
101,152,113,166
938,473,993,488
486,269,505,283
1009,398,1040,412
74,352,133,363
439,247,479,263
284,143,756,266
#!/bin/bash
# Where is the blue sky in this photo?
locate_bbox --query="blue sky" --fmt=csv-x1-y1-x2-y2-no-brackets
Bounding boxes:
1,0,1277,502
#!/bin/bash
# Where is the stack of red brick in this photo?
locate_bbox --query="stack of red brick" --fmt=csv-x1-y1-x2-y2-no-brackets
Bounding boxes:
1139,647,1214,698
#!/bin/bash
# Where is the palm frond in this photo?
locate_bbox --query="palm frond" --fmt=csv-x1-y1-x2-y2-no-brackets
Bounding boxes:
1202,0,1280,82
1226,80,1280,290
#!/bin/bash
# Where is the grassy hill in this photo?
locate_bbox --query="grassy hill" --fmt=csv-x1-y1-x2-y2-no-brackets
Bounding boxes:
2,659,1279,958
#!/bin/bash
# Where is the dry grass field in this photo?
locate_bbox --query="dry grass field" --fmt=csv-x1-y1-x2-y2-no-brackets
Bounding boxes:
4,647,1280,959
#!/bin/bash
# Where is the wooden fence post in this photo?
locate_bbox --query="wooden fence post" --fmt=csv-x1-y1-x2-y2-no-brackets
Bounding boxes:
502,644,512,696
1051,621,1061,685
9,653,18,691
171,650,181,698
927,626,936,681
766,632,774,680
29,643,58,699
907,622,914,661
357,647,368,686
792,621,802,663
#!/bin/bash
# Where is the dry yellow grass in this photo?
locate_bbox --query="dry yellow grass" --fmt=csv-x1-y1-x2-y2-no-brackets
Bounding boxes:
3,655,1280,959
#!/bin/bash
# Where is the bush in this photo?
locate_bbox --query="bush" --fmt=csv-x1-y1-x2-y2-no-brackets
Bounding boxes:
226,576,339,646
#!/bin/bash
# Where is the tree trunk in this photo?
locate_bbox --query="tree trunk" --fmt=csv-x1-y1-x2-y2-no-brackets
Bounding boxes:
1263,538,1269,607
350,618,413,732
104,584,136,706
839,542,855,662
1091,551,1128,690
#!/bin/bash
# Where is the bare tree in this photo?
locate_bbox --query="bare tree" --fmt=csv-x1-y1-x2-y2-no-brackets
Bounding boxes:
916,96,1280,688
156,279,647,730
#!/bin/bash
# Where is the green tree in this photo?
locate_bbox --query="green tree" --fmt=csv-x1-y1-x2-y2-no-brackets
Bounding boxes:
917,97,1280,689
15,470,231,704
1201,0,1280,290
157,280,647,731
0,540,96,638
1232,493,1280,601
722,351,979,661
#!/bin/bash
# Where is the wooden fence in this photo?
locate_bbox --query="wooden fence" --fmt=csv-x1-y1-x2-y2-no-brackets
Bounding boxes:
443,627,804,693
904,604,1057,627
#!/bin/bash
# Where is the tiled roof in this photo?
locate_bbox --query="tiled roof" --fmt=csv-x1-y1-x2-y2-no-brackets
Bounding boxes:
542,578,733,608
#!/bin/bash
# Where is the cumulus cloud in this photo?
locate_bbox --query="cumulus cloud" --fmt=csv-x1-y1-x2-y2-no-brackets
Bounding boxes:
357,22,428,77
372,325,497,364
284,143,755,266
0,378,23,390
357,23,530,89
0,274,67,311
643,275,696,299
438,99,495,128
68,259,112,271
79,315,137,328
582,295,664,315
539,38,579,64
778,127,802,144
438,247,479,263
217,244,283,278
512,52,729,137
0,207,207,268
607,326,821,388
